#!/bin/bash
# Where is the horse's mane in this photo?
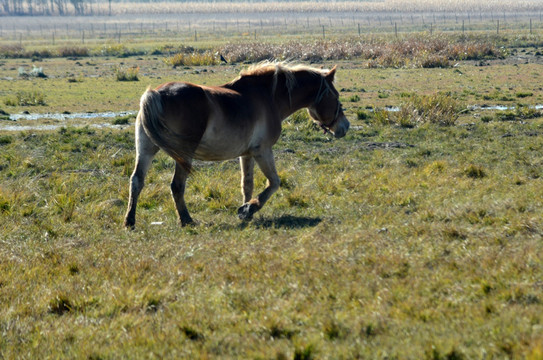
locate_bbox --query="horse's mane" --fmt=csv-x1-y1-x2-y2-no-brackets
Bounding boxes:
234,61,327,101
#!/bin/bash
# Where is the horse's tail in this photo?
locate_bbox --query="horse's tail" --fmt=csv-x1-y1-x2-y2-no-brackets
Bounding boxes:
138,87,193,172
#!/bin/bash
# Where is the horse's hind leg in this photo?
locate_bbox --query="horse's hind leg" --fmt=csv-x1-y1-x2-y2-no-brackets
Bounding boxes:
238,148,280,220
124,122,159,228
171,161,194,226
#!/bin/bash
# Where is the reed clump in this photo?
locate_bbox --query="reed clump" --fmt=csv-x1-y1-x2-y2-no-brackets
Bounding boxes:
373,92,464,127
220,35,503,67
114,66,140,81
4,90,47,106
164,51,219,67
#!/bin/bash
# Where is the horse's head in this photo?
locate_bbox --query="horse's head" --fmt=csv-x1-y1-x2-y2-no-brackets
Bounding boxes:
308,66,350,138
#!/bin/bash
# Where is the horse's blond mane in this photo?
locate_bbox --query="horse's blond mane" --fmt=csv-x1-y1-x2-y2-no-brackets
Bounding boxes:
237,61,326,104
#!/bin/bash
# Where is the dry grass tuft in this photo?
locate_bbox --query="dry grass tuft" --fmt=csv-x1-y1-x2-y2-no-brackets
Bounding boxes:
164,51,219,67
373,92,464,127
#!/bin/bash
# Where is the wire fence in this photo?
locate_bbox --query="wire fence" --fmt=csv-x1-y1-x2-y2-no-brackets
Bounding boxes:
1,11,542,47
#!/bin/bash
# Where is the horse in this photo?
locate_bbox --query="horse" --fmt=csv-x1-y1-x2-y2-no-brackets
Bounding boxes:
124,61,350,228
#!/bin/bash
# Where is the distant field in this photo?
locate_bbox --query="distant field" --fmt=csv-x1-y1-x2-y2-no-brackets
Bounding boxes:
2,0,543,47
1,6,543,359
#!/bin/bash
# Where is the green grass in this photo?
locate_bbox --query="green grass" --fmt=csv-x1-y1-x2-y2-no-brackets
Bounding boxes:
1,115,542,358
1,32,543,358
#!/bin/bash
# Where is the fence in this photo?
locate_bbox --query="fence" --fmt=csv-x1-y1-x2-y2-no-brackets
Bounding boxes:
0,11,542,47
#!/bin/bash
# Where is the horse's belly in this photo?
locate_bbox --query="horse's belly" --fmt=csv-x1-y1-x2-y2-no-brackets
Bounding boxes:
194,128,252,161
193,140,247,161
194,117,266,161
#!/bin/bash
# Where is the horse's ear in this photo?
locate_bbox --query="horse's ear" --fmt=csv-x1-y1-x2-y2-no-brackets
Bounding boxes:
325,65,337,82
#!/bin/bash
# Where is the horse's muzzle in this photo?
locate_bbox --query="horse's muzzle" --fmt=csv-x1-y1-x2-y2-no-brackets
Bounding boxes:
333,117,350,138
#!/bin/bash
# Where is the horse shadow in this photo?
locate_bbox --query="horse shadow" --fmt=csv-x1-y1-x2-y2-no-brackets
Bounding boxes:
244,214,322,229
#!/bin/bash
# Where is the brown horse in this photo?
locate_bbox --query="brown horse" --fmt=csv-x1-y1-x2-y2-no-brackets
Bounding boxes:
124,62,350,228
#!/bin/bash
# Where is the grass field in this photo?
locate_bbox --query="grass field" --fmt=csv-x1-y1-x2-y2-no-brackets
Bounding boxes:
1,27,543,359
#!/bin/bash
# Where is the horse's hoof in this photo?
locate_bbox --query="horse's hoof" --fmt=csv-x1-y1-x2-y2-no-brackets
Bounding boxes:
181,219,196,227
238,203,256,221
124,219,135,230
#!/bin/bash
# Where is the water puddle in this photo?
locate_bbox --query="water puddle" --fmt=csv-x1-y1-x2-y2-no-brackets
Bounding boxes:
469,104,543,111
8,111,136,122
1,111,136,131
0,123,133,131
372,105,543,112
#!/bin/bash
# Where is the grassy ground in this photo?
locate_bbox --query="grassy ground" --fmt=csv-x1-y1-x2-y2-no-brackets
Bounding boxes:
1,39,543,358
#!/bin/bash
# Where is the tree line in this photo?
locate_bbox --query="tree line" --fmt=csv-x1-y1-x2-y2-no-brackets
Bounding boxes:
2,0,348,16
1,0,93,15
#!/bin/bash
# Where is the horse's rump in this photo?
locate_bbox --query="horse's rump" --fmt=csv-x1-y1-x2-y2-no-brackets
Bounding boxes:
139,84,207,172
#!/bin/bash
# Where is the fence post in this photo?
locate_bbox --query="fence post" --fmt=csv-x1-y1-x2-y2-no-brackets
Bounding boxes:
497,20,500,34
322,25,325,39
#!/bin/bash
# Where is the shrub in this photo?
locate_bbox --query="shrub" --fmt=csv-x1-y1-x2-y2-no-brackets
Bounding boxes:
58,46,89,57
348,94,361,102
48,294,74,315
372,108,393,126
0,135,13,145
495,105,542,121
164,51,219,67
481,115,493,123
375,93,463,127
0,108,9,120
378,91,390,99
407,92,463,126
421,54,450,68
97,44,143,58
464,164,486,179
0,44,25,58
5,91,47,106
111,115,135,125
356,109,370,121
515,91,533,98
114,66,139,82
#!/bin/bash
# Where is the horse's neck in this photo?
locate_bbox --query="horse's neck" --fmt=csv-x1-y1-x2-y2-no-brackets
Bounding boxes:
279,72,321,119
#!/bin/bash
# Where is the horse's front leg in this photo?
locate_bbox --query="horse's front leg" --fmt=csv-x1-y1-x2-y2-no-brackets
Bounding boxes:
238,148,280,220
171,161,194,226
240,155,255,203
